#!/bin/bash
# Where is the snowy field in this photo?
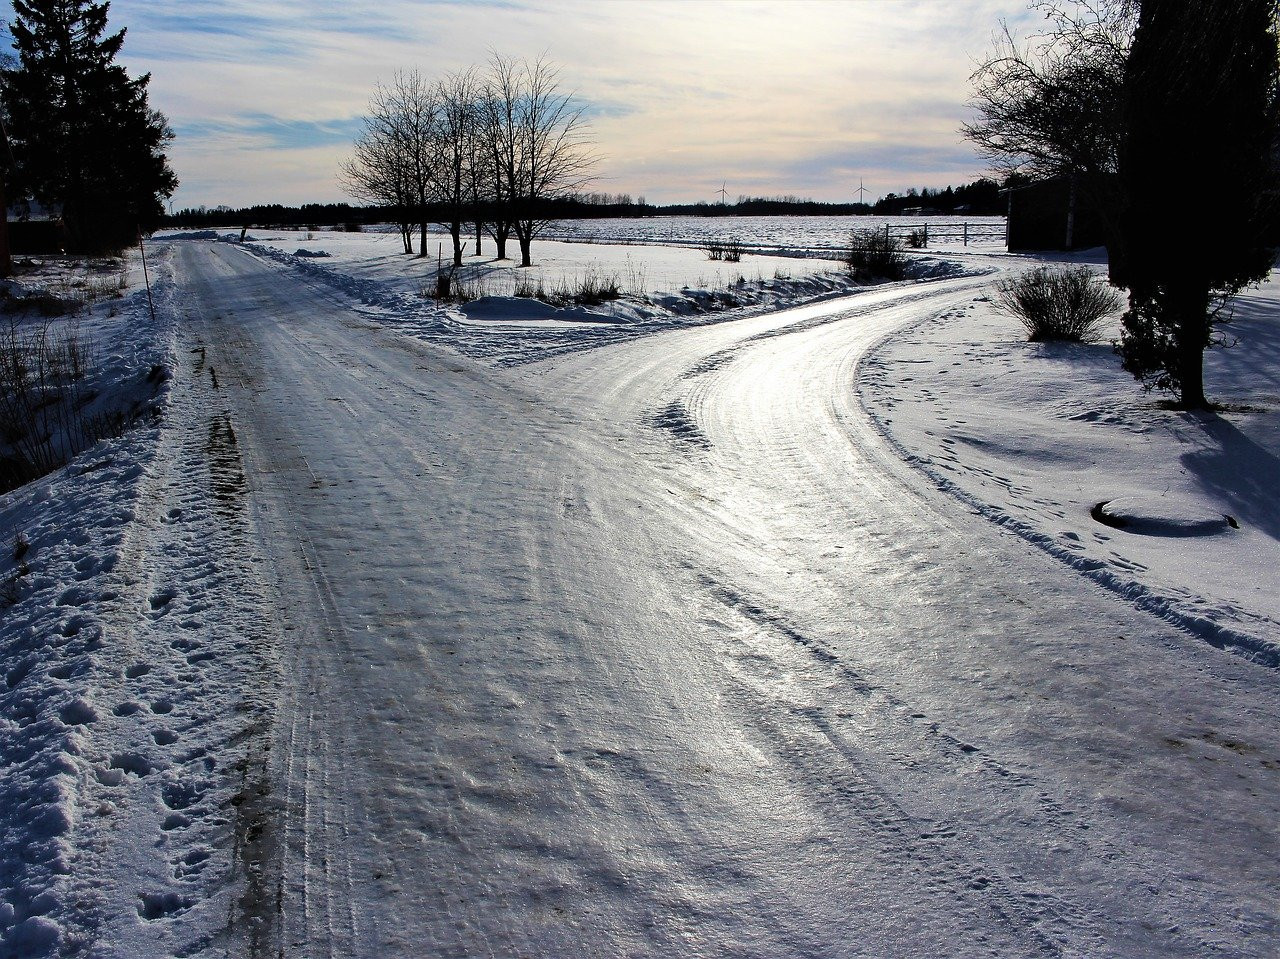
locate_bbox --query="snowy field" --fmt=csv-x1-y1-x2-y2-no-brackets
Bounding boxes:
159,226,969,366
1,230,1278,957
527,213,1008,257
248,226,846,300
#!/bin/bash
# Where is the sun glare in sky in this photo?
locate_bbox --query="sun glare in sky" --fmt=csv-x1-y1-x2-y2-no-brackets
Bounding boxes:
101,0,1041,209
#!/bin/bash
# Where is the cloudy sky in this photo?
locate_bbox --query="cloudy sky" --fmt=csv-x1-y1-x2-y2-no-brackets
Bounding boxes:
92,0,1042,210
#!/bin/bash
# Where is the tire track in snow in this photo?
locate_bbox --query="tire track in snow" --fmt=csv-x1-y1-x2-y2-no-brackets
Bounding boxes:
562,275,1245,957
173,241,1279,957
698,570,1107,958
679,276,992,381
178,244,374,959
188,243,533,958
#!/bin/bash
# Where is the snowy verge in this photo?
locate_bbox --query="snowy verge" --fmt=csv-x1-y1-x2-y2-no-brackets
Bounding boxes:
857,274,1280,665
0,247,280,957
0,254,176,955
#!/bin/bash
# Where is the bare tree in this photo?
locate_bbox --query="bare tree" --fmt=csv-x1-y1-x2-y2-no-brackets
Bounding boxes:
342,125,415,254
344,57,596,268
964,2,1134,179
486,55,596,267
430,69,481,269
343,71,439,257
479,58,521,261
963,2,1136,243
464,97,489,258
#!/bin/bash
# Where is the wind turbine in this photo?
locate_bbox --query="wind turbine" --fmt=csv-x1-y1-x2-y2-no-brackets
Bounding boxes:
854,178,868,205
717,181,729,206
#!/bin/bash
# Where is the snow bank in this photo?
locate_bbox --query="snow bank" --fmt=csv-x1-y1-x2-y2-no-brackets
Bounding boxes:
0,243,283,956
859,267,1280,664
1095,495,1238,536
0,255,176,955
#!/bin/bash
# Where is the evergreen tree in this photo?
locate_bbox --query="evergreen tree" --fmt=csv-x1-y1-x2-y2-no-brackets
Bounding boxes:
3,0,177,251
1113,0,1277,408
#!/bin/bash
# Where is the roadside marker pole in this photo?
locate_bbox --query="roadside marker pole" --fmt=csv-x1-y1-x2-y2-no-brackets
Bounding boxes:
138,227,157,325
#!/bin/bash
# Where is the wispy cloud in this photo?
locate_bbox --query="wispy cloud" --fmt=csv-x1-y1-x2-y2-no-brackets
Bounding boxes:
100,0,1039,207
176,115,363,152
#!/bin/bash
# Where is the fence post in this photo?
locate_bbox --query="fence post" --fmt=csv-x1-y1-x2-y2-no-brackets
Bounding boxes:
923,223,928,248
137,227,156,326
884,223,890,245
963,222,968,246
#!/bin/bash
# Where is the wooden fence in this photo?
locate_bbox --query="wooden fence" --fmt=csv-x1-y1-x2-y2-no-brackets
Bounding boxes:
880,222,1007,248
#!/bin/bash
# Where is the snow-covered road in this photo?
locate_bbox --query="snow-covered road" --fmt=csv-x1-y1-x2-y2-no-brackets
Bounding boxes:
179,240,1278,958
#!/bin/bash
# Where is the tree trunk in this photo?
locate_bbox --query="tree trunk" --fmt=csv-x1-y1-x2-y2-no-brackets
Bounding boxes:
450,222,463,268
474,221,483,256
514,219,533,267
489,220,511,260
1176,287,1210,409
400,223,413,255
418,220,429,257
0,172,12,278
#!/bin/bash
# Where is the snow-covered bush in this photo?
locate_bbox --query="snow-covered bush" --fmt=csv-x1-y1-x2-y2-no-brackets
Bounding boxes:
845,229,907,281
995,265,1121,343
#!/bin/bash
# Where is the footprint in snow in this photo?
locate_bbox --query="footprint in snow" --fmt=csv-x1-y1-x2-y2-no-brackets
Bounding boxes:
137,891,191,920
149,589,177,612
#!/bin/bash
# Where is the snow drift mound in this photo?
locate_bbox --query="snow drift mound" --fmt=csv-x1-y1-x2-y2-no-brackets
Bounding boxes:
458,296,630,325
460,296,562,321
1092,496,1239,536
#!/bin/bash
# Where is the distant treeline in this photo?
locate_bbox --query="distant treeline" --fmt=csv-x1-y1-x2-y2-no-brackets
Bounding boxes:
166,179,1006,229
871,179,1004,216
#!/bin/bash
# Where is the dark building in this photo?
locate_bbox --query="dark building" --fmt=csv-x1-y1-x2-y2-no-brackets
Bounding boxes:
8,218,68,254
1006,176,1109,252
6,201,68,254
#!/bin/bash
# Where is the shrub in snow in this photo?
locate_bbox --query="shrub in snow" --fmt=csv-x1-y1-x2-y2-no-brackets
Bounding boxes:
0,317,131,492
994,266,1121,343
703,238,743,263
845,229,907,281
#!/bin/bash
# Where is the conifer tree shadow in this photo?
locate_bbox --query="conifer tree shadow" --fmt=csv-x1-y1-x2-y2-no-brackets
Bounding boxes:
1181,413,1280,540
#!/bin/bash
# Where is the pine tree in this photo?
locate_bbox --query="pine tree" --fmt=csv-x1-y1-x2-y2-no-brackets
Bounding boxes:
2,0,177,252
1113,0,1277,408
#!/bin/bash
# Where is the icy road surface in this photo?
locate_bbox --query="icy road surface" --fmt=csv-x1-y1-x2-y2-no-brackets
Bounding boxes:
179,241,1278,958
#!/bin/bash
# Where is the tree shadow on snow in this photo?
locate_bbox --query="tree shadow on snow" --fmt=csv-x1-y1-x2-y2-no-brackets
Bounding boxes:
1206,289,1280,399
1181,412,1280,540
